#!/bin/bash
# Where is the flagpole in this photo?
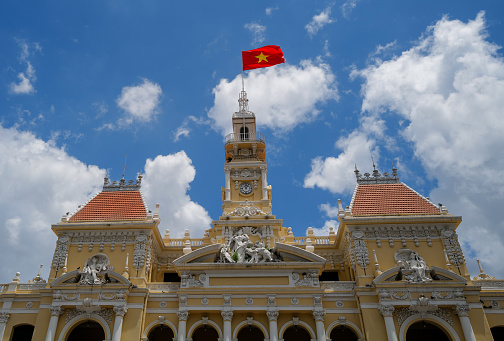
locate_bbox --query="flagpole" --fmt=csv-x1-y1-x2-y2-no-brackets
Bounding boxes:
241,71,245,91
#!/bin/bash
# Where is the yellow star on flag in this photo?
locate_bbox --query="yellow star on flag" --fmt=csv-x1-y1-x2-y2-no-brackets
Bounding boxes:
255,52,270,63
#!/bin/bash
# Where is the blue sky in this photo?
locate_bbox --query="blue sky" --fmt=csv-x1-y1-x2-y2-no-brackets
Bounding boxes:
1,1,504,283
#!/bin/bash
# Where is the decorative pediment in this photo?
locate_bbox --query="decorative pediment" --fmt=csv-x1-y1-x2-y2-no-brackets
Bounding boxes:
373,266,467,286
172,242,326,266
50,269,131,287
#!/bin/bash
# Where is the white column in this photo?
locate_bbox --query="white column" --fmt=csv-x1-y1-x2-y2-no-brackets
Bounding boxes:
177,311,189,341
0,313,10,341
225,168,231,201
221,311,233,341
112,305,127,341
455,305,476,341
379,304,398,341
261,166,268,200
313,311,326,341
45,306,63,341
267,310,279,341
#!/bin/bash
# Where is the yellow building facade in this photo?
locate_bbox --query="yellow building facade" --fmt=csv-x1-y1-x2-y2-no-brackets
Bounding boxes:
1,91,503,341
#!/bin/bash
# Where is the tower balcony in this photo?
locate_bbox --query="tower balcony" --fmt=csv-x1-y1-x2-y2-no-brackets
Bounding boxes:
224,132,265,145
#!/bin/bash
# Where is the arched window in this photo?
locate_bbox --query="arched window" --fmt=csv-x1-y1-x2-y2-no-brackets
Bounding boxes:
192,325,219,341
240,127,249,140
491,326,504,341
406,321,450,341
330,325,359,341
67,321,105,341
11,324,34,341
237,325,264,341
147,325,175,341
283,325,311,341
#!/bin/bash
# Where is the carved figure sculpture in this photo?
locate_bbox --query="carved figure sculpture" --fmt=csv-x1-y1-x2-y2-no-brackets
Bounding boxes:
395,249,431,283
81,253,110,285
218,228,277,264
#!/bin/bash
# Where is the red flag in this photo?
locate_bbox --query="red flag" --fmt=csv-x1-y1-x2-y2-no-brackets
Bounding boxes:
242,45,285,71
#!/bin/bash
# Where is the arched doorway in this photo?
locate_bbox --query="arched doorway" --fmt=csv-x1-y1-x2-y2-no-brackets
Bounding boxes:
237,325,264,341
283,325,311,341
147,325,175,341
491,326,504,340
192,325,219,341
330,325,359,341
11,324,34,341
406,321,450,341
67,321,105,341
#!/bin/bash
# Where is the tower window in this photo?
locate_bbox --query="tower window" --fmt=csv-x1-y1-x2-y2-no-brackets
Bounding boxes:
240,127,249,140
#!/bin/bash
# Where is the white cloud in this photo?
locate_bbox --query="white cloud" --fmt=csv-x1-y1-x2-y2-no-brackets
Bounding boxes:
320,203,340,218
344,12,504,278
265,6,279,16
172,115,211,142
9,41,40,95
116,79,162,126
142,152,212,238
305,6,334,37
341,0,360,18
208,60,338,135
0,124,105,283
308,220,338,236
304,130,377,193
244,22,266,46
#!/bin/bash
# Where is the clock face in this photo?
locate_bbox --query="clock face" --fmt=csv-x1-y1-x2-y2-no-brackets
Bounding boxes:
239,182,253,195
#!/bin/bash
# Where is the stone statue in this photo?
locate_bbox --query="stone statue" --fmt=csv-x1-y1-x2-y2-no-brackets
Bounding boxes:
81,253,110,285
218,228,277,264
395,249,431,283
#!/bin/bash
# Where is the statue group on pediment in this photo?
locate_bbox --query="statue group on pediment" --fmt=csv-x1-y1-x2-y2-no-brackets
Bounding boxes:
218,229,279,263
395,249,432,283
80,253,110,285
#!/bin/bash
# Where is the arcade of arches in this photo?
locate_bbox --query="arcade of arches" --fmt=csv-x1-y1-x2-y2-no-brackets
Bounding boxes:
67,321,105,341
405,321,450,341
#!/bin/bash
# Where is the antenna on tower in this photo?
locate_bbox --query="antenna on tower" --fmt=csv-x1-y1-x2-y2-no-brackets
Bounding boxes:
369,148,376,170
122,155,127,180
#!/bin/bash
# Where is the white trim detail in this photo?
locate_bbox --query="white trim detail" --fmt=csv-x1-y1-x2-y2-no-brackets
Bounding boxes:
278,320,316,339
187,318,223,339
398,315,460,341
141,319,178,339
57,314,111,341
325,319,363,339
232,319,269,340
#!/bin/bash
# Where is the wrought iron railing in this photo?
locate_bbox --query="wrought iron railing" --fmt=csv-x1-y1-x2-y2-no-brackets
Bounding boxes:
225,132,265,144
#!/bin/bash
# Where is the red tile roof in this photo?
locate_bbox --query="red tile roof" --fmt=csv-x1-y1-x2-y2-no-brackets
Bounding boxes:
69,190,147,222
350,183,440,216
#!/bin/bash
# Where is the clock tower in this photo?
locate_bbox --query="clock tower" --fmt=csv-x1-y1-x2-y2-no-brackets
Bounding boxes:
213,90,287,247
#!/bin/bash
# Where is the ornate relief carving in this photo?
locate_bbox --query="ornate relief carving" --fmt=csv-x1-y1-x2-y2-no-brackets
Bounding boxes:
159,301,167,308
0,312,10,323
442,229,465,267
320,282,356,291
353,239,369,270
312,310,326,321
65,307,113,325
266,310,279,321
294,272,319,287
221,311,233,321
223,295,231,306
454,304,470,317
223,200,270,217
336,301,344,308
395,307,453,326
201,297,209,306
218,228,278,263
245,297,253,305
180,272,205,288
133,234,149,270
99,291,126,300
113,305,128,317
378,304,394,317
147,283,180,291
431,290,463,300
291,297,299,305
177,311,189,321
52,234,70,271
53,291,80,301
50,305,63,316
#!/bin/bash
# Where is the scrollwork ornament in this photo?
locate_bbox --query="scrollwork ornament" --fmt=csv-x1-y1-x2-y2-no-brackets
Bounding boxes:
312,310,326,321
113,305,128,317
0,312,10,323
291,297,299,305
378,304,394,317
221,311,233,321
454,304,470,317
245,297,253,305
266,310,279,321
177,310,189,321
50,305,63,316
201,297,209,306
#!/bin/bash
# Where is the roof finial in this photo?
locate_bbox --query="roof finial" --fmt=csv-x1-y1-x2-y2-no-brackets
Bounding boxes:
370,147,376,171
